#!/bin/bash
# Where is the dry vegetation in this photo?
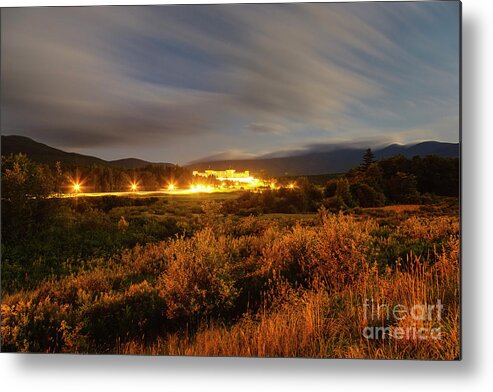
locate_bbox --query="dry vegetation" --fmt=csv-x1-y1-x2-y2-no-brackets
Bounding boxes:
1,206,460,359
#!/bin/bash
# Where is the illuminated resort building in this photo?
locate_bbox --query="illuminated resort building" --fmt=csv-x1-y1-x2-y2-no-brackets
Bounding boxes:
193,169,255,184
191,169,270,190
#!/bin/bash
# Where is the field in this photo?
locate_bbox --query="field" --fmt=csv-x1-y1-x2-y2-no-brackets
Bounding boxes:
1,193,460,359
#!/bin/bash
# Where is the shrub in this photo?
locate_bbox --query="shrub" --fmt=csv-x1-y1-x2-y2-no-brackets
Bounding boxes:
350,183,385,208
1,297,73,352
324,180,338,198
335,178,354,208
304,212,377,290
79,281,167,349
158,229,240,321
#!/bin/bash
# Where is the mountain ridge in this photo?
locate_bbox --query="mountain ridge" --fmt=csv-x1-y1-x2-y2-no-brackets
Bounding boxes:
187,141,459,176
1,135,173,169
1,135,459,175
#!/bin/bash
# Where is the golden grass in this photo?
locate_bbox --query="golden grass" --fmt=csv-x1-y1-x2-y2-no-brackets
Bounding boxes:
2,211,460,359
118,239,459,359
377,204,422,213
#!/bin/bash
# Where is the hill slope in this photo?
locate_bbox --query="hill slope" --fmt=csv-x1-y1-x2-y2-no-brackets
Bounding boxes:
188,141,459,176
1,135,458,175
1,135,172,169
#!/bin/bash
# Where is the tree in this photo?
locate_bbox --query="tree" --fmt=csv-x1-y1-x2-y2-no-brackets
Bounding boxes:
1,154,55,238
335,178,353,208
350,183,385,208
53,161,64,195
324,180,338,198
388,172,419,203
363,162,384,192
360,148,375,172
378,155,411,178
412,156,459,197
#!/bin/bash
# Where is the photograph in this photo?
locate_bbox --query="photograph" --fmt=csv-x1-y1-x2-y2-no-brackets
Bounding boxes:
1,1,460,359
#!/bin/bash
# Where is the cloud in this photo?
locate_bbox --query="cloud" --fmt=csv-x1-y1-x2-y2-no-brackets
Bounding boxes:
248,122,288,134
186,149,258,165
1,7,234,150
0,3,459,162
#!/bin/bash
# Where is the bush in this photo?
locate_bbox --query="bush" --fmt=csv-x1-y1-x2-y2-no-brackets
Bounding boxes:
79,281,167,349
321,196,347,212
323,180,338,198
158,229,240,321
305,212,377,290
350,183,385,208
1,297,73,352
335,178,354,208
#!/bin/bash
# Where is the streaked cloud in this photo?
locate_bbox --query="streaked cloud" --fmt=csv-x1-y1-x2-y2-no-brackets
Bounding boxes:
248,122,288,134
0,2,459,163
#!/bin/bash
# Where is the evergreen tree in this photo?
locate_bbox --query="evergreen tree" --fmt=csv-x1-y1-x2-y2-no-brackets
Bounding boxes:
361,148,375,172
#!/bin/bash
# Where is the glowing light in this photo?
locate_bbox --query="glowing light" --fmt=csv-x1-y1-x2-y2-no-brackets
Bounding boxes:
130,183,138,191
68,172,84,194
167,183,176,191
288,182,296,190
188,184,214,193
193,168,274,190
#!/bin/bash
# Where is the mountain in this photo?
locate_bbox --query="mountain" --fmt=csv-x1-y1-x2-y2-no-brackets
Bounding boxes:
375,141,459,159
188,141,459,176
1,135,459,175
1,135,172,169
107,158,171,169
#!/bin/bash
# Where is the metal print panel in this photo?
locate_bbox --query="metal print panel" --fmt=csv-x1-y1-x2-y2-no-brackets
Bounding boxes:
0,1,461,358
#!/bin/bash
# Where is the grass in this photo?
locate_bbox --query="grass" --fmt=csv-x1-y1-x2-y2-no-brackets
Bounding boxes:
1,202,460,359
108,193,240,220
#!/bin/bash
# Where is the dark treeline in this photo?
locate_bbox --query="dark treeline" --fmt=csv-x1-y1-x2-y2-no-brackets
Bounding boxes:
1,154,195,194
64,163,194,193
223,151,459,215
223,178,323,215
342,151,459,205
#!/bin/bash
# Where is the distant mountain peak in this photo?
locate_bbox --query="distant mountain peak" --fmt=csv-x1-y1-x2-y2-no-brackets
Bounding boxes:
187,141,459,176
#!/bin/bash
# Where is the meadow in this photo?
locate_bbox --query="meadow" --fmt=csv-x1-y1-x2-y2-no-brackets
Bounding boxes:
1,152,460,358
1,193,460,359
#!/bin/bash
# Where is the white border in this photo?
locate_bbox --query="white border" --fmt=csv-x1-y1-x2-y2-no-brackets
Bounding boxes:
2,0,492,391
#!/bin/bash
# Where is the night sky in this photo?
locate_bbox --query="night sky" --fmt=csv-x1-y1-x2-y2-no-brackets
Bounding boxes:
1,2,460,164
